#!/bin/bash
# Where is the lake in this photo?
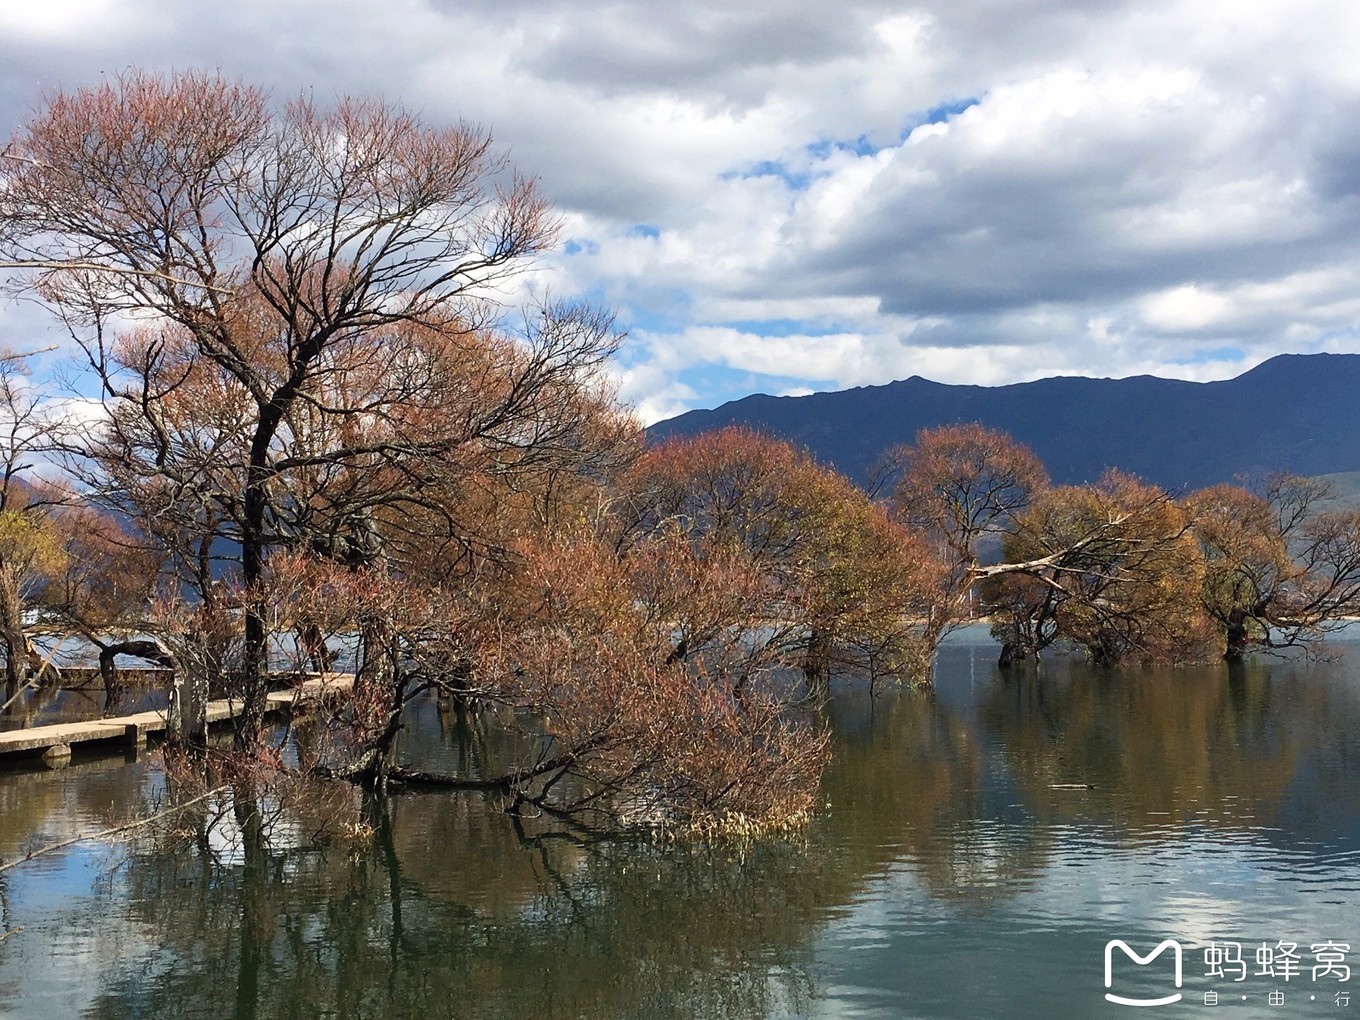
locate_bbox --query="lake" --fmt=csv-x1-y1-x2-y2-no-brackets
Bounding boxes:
0,625,1356,1018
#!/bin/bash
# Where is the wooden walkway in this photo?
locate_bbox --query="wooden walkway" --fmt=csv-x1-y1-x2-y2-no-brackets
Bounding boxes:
0,674,354,764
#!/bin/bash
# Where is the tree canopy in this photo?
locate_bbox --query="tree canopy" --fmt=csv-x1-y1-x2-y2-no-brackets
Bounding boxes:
2,71,1358,838
1,73,921,834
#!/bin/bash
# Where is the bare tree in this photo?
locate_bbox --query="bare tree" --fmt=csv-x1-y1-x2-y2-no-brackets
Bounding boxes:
1,71,596,745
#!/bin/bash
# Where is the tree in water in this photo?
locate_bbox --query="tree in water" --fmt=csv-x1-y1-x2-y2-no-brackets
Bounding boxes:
1188,477,1360,660
886,423,1047,657
892,427,1215,667
621,427,945,694
984,472,1212,667
0,72,877,829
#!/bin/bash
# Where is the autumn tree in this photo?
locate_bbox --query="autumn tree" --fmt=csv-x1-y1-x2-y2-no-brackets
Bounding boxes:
471,528,829,831
978,568,1062,667
889,426,1221,667
249,517,830,833
983,472,1211,667
0,354,163,709
40,505,165,712
259,429,927,825
888,424,1049,563
1188,477,1360,660
886,424,1048,647
71,294,629,703
1,71,611,745
0,506,65,691
0,353,76,693
619,428,945,690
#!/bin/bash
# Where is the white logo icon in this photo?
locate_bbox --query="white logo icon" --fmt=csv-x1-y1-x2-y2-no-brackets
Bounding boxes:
1105,940,1184,1007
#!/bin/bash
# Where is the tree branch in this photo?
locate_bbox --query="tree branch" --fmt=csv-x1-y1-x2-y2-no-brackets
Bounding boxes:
0,786,231,874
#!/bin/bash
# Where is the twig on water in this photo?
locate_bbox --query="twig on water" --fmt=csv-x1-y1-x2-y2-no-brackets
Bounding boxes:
0,787,230,874
0,681,39,715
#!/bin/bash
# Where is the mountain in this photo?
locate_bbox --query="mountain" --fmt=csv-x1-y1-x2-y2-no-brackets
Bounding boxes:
648,353,1360,492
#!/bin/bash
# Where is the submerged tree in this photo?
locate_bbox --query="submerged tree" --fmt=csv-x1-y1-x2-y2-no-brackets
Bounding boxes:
249,517,828,833
1188,477,1360,660
474,527,831,830
1,72,844,833
984,472,1211,667
620,428,945,690
257,431,910,830
885,424,1047,649
892,425,1215,667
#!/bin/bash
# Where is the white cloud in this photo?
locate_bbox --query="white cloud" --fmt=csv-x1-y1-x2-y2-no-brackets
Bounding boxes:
4,0,1360,418
1140,285,1233,332
0,0,129,44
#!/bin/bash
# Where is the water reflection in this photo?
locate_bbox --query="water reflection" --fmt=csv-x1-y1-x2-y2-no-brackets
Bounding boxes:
0,626,1356,1018
979,656,1303,836
0,678,166,732
819,688,1055,905
75,792,829,1020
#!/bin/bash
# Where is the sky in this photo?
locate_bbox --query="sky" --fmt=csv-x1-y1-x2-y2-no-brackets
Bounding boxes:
3,1,1360,422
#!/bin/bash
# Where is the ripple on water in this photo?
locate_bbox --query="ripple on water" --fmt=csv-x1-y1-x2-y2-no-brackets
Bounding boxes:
0,630,1358,1019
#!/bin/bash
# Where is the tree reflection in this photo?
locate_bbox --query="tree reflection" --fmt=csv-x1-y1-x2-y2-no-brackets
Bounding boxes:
76,779,835,1020
3,644,1358,1018
818,690,1054,904
980,656,1312,835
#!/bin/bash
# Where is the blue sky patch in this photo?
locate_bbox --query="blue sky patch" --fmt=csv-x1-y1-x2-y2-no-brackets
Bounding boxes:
722,159,815,190
924,97,980,125
726,318,847,338
806,134,879,160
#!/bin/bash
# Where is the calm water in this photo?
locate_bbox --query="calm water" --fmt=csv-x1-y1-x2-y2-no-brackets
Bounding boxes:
0,625,1357,1019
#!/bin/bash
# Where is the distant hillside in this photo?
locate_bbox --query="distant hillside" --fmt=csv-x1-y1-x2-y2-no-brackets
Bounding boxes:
649,353,1360,492
1313,471,1360,510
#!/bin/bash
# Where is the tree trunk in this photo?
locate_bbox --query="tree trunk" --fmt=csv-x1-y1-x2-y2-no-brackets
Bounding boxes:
238,464,270,751
167,665,209,753
98,647,124,713
356,618,396,695
0,565,27,691
802,628,831,700
233,781,267,1020
998,640,1017,669
1223,612,1249,662
350,618,403,786
297,622,334,673
162,635,209,754
27,643,59,688
98,639,176,716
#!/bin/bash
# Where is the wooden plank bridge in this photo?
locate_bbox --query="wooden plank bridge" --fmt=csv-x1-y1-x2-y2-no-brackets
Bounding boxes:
0,674,354,765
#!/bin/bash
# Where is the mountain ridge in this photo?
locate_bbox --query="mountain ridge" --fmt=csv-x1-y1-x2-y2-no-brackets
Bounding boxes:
648,353,1360,491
